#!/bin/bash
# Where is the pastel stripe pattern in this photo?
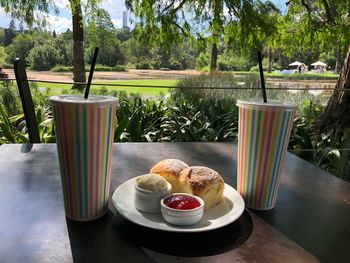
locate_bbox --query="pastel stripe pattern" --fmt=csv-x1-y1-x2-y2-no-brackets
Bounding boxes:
53,102,116,221
237,104,295,210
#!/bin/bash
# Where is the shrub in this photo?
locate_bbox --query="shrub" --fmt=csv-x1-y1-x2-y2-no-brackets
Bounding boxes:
249,65,259,72
28,44,63,70
150,58,161,70
52,65,73,72
169,58,183,70
1,75,349,183
218,54,252,71
94,64,126,71
0,46,7,67
218,60,232,71
196,52,209,70
136,62,151,69
0,82,20,116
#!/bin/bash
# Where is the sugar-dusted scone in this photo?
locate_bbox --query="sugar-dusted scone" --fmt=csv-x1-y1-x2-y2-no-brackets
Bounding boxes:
179,166,224,209
150,159,189,193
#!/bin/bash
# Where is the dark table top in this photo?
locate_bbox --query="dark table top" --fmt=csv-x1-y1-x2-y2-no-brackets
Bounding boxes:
0,143,349,263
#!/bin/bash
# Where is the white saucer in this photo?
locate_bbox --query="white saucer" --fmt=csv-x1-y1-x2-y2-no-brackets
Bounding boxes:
112,177,245,233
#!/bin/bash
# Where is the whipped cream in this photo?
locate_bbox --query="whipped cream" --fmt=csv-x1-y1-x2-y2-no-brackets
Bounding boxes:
136,174,169,192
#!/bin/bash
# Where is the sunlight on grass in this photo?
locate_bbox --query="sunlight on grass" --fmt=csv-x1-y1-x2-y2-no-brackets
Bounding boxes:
234,71,339,80
34,79,177,96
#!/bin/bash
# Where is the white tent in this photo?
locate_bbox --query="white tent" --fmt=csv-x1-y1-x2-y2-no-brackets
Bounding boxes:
288,61,305,67
311,61,327,67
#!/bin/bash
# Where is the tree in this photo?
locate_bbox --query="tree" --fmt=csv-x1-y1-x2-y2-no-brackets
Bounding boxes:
54,36,73,66
0,28,5,45
319,46,350,130
85,8,125,66
116,28,132,42
286,0,350,130
0,47,7,67
224,1,281,72
71,0,86,89
3,20,17,46
256,2,281,73
28,41,63,70
5,33,36,64
0,0,96,90
120,30,152,65
125,0,279,74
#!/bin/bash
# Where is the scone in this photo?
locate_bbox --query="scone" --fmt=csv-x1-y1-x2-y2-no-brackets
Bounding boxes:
150,159,189,193
179,166,224,209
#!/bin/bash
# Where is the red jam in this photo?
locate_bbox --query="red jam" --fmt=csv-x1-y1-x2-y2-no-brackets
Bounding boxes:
164,194,201,210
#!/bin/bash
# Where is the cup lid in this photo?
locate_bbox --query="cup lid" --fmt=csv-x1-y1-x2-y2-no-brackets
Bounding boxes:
236,98,297,111
50,95,118,106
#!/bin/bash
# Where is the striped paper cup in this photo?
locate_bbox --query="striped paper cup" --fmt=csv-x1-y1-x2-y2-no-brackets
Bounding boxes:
51,95,117,221
236,99,297,210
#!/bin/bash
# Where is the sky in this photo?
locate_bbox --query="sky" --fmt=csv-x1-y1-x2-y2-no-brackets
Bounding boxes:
0,0,128,32
0,0,286,33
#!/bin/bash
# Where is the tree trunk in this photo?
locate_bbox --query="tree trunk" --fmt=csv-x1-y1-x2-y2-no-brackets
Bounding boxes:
317,45,350,131
71,0,86,90
267,47,273,73
210,43,218,74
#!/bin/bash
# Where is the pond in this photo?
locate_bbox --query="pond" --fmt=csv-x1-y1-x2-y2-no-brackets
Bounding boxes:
267,80,335,97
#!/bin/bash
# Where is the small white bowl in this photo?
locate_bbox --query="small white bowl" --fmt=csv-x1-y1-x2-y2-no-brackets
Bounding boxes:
134,181,172,213
160,193,204,226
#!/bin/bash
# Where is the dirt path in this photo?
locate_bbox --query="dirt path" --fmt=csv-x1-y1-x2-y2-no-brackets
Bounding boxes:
5,69,201,82
3,68,337,85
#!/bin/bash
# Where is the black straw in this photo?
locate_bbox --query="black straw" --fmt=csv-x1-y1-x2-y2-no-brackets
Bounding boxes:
257,51,267,103
84,47,99,99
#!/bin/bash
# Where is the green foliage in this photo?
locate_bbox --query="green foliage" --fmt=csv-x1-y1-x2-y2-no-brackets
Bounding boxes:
249,58,268,71
35,105,55,143
218,53,253,71
289,100,350,181
113,93,167,142
120,34,152,65
0,81,20,116
85,8,126,66
0,46,7,67
225,1,280,55
0,103,26,144
30,82,52,108
163,98,238,142
196,52,210,70
51,66,74,72
0,74,349,182
116,28,132,42
0,1,54,28
28,42,63,70
98,65,126,71
135,61,151,69
53,36,73,66
5,33,36,64
0,24,17,46
0,82,54,143
267,72,339,81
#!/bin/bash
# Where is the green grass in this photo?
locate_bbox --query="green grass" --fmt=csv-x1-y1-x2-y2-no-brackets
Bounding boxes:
233,71,339,80
267,72,339,80
34,79,177,96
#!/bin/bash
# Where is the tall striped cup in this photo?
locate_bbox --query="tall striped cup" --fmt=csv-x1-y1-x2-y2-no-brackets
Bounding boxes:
236,99,297,210
50,95,117,221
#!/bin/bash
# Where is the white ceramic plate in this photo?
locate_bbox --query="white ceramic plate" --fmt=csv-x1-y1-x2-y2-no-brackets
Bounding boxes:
111,177,245,232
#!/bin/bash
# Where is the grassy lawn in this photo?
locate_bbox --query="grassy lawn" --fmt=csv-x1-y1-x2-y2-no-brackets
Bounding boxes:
233,71,339,81
34,79,177,96
266,72,339,80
